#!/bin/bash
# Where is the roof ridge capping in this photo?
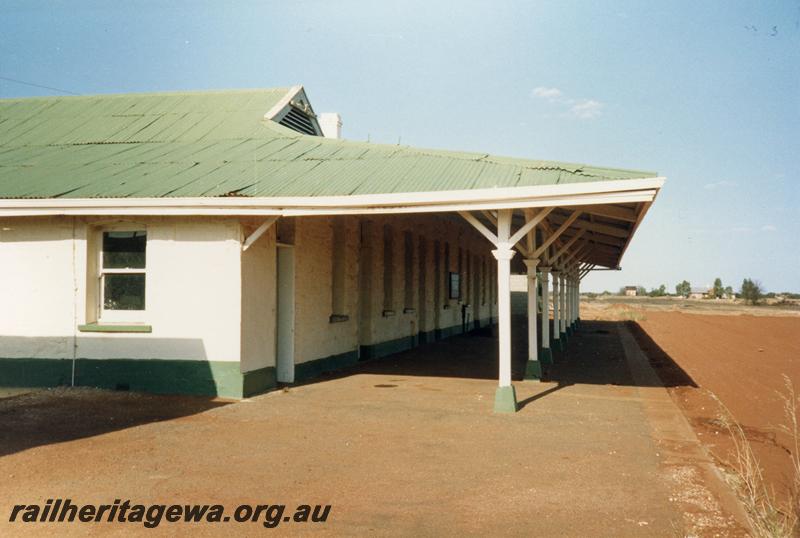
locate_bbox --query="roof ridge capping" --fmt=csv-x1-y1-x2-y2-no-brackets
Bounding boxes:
0,87,296,103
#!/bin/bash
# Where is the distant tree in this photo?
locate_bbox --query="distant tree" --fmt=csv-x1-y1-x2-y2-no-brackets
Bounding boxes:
724,285,734,298
636,286,647,296
740,278,763,305
648,284,667,297
675,280,691,298
712,277,724,299
618,287,627,296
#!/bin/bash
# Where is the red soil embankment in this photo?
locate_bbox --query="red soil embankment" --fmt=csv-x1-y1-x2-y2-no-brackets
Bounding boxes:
635,311,800,500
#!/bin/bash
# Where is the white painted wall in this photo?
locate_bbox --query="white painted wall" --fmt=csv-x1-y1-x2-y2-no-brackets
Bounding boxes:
0,216,242,363
1,212,499,379
240,220,277,373
291,213,496,366
293,216,360,364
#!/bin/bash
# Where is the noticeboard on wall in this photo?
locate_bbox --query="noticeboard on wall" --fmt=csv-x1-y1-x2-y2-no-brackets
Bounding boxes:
449,272,460,300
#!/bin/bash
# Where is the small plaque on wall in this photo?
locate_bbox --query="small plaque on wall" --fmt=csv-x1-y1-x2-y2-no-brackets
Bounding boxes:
449,272,461,300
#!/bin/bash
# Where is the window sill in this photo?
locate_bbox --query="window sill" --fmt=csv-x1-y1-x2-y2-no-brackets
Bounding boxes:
78,323,152,333
329,314,350,324
443,304,451,310
403,308,416,314
382,310,396,317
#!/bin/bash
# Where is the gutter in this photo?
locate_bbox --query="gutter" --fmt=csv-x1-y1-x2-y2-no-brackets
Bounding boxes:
0,177,664,217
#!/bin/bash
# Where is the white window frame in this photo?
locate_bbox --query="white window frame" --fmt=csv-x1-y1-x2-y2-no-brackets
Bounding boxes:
97,225,148,324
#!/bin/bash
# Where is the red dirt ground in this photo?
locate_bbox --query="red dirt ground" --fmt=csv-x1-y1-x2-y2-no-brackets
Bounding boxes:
631,310,800,505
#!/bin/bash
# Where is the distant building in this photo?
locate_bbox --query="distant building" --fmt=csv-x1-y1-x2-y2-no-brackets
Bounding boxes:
689,287,710,299
624,286,638,297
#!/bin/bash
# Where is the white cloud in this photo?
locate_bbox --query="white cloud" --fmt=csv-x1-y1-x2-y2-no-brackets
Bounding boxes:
531,87,604,120
761,224,777,232
704,180,736,190
531,87,563,100
568,99,604,119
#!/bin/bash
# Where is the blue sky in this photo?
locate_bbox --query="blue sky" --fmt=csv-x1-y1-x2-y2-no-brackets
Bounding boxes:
1,1,798,292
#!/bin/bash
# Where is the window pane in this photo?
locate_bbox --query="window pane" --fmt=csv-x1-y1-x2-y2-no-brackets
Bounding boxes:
104,274,145,310
103,231,146,269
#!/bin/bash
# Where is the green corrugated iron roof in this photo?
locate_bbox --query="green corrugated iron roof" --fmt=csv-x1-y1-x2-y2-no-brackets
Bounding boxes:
0,89,657,199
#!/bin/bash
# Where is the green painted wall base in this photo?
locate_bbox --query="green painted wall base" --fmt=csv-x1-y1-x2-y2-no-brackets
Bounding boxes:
0,357,276,399
418,330,434,345
360,335,416,361
362,323,464,361
2,319,491,399
524,360,543,380
0,358,72,387
494,385,518,413
295,350,359,382
540,347,553,365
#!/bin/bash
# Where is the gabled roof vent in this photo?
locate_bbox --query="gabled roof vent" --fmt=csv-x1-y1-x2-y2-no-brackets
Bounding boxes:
278,106,318,136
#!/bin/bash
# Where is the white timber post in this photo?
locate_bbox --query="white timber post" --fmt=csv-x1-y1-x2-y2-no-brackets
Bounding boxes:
567,272,574,329
573,270,579,326
570,272,577,327
566,268,575,326
559,272,567,342
492,209,517,413
523,258,542,380
551,270,560,351
562,269,570,330
539,266,552,364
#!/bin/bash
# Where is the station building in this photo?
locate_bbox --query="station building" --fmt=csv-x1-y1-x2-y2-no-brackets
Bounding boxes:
0,87,663,411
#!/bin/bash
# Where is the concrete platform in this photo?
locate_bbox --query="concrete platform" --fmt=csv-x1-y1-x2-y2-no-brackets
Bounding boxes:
0,319,745,536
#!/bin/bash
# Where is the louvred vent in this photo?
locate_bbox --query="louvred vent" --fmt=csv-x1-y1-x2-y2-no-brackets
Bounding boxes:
279,107,318,136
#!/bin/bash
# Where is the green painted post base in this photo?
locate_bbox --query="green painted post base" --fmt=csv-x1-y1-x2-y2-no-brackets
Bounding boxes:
494,385,518,413
524,360,543,380
566,326,573,336
560,332,568,345
540,347,553,365
555,338,565,351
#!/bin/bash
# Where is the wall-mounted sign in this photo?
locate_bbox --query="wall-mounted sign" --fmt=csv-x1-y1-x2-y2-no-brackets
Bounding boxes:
449,272,461,300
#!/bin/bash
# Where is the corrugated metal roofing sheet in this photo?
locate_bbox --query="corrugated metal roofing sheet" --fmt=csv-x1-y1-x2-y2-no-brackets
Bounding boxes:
0,89,657,199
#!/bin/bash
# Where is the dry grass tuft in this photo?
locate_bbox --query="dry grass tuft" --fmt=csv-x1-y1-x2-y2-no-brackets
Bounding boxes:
711,376,800,537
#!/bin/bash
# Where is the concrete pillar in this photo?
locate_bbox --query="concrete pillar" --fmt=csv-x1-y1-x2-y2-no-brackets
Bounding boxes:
551,270,560,352
539,267,552,364
523,258,542,380
492,246,517,413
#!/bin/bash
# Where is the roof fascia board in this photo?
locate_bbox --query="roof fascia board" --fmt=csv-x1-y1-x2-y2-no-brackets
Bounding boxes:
0,177,664,216
0,190,659,218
